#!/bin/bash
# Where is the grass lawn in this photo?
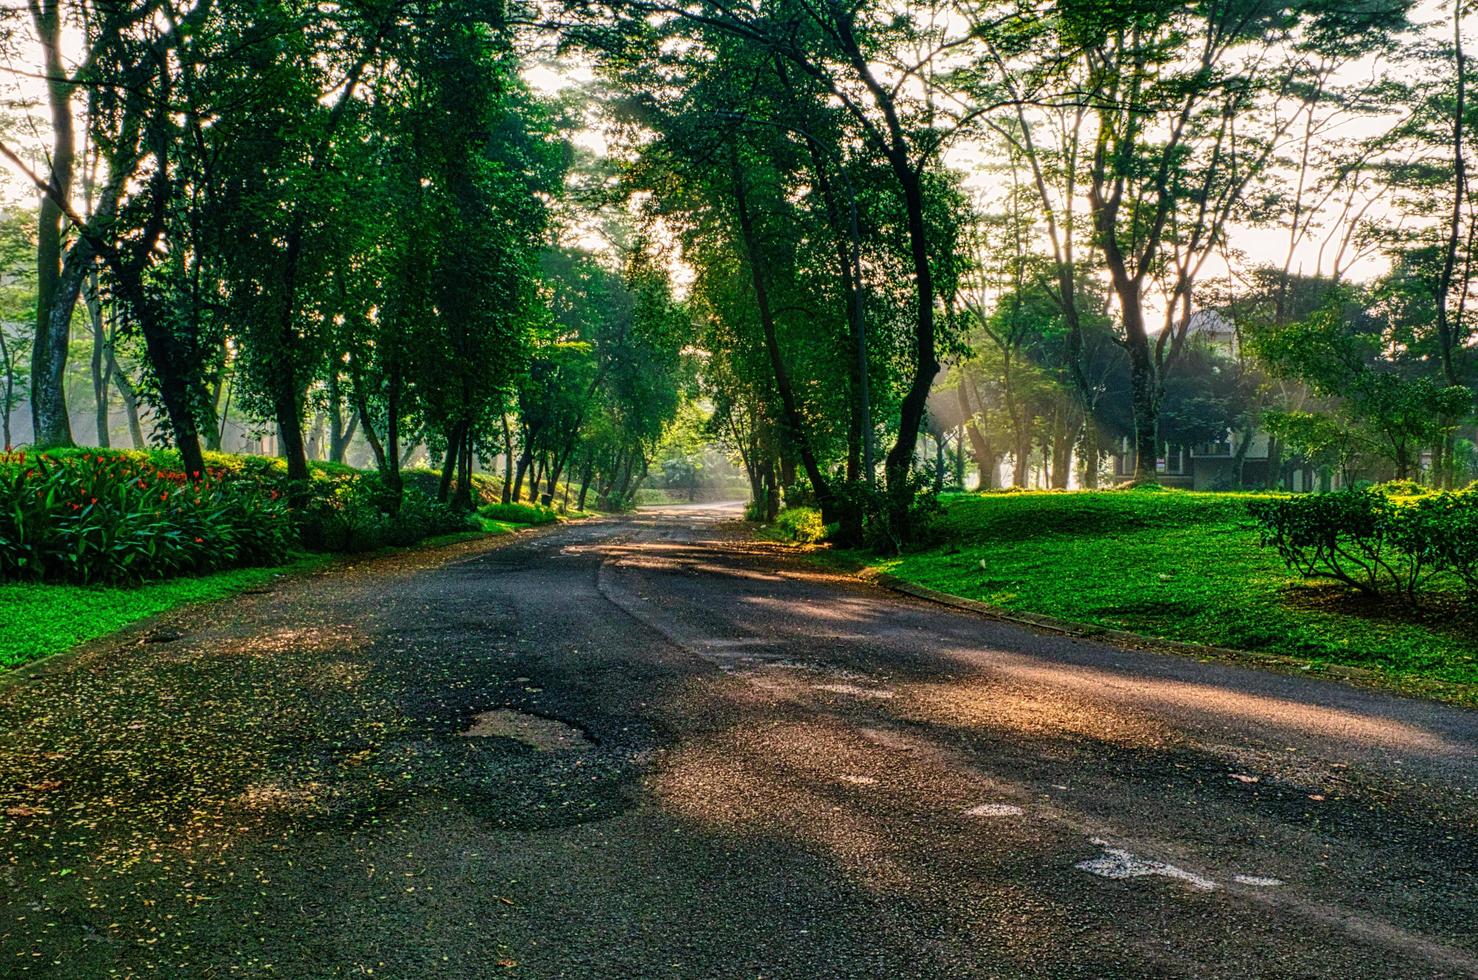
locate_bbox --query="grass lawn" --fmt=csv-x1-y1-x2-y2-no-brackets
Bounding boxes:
0,556,331,671
852,490,1478,701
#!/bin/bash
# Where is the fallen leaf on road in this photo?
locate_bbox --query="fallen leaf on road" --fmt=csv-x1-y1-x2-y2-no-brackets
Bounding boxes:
1229,773,1259,783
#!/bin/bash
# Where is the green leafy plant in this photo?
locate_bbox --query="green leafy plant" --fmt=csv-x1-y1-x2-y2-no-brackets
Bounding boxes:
1249,486,1477,602
774,506,827,544
477,502,558,526
0,451,291,584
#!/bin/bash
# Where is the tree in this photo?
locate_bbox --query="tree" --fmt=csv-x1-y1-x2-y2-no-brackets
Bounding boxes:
971,0,1415,481
1252,285,1471,478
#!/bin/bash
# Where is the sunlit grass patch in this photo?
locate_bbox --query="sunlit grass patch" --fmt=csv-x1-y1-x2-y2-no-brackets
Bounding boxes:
0,556,329,671
862,490,1478,700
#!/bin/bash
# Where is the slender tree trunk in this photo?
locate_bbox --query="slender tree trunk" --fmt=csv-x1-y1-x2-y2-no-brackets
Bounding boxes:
1,328,13,450
730,152,833,516
1081,418,1101,489
109,354,145,449
1126,336,1159,481
438,419,465,503
577,455,594,511
453,423,474,511
501,414,514,504
29,3,78,450
88,275,111,449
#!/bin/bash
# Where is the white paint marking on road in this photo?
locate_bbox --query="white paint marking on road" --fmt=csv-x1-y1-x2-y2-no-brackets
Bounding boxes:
1232,874,1284,887
814,683,896,699
839,774,878,786
1076,842,1218,892
964,803,1024,818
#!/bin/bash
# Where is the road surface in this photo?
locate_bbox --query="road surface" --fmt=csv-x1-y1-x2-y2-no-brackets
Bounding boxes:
0,504,1474,977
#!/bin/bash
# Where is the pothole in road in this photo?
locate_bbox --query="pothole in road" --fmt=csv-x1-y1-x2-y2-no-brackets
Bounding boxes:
461,709,593,752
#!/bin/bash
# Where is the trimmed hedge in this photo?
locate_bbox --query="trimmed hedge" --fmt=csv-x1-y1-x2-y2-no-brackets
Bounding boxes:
1250,483,1478,601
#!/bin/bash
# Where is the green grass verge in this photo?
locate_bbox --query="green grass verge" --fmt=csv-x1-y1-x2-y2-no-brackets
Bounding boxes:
0,555,331,671
842,489,1478,701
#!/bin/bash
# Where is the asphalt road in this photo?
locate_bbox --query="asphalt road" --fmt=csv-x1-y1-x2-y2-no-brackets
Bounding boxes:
1,503,1475,978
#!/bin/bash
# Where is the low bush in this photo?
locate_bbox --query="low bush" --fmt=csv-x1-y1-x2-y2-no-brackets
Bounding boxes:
296,475,474,553
831,476,942,553
774,506,827,544
0,451,292,584
1249,485,1478,601
477,501,558,526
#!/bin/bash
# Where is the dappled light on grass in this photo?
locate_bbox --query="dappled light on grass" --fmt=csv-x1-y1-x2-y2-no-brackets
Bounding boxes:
873,492,1478,697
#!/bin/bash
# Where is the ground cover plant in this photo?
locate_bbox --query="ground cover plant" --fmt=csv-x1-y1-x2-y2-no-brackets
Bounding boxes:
845,489,1477,698
478,502,559,526
0,448,556,671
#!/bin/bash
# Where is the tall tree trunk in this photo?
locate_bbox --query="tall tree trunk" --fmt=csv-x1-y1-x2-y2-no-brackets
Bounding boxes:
438,419,466,503
453,423,474,511
1080,419,1100,489
29,1,77,450
956,375,993,490
108,353,145,449
1,328,13,450
730,152,833,517
137,311,206,477
1050,408,1072,489
577,455,594,511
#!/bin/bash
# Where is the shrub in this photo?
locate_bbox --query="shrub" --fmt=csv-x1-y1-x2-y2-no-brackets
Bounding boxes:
477,501,557,526
1398,490,1478,598
296,476,474,552
774,506,827,544
0,451,292,584
1370,478,1427,498
1249,487,1477,601
832,475,942,553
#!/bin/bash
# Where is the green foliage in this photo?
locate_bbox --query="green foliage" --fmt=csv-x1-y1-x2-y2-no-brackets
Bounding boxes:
1251,286,1473,477
1249,486,1478,600
860,491,1477,696
774,506,827,544
477,502,558,526
293,476,474,553
0,559,327,670
833,475,943,553
0,451,291,584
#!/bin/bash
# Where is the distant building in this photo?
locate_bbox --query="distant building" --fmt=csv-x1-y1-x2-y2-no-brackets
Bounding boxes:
1106,309,1335,491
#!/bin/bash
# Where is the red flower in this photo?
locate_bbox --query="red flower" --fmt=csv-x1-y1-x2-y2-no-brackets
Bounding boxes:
193,537,203,544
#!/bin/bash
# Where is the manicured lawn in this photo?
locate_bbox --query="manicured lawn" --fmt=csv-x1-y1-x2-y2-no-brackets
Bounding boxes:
0,557,330,670
856,490,1478,701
